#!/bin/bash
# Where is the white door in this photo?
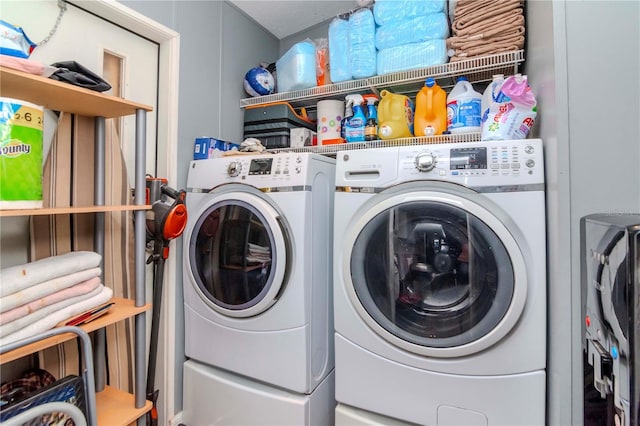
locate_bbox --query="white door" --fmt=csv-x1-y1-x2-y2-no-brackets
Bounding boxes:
1,0,159,176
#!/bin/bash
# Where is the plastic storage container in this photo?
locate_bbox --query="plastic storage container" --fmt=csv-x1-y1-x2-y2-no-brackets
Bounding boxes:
414,78,447,136
276,40,317,93
446,76,482,133
377,90,415,139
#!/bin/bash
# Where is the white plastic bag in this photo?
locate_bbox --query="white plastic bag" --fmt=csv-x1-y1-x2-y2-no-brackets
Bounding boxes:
481,74,537,141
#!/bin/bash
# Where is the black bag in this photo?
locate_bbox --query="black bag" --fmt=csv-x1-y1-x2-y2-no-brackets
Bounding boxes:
50,60,112,92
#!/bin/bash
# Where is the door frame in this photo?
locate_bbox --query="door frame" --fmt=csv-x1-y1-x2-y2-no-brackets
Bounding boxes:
77,0,180,422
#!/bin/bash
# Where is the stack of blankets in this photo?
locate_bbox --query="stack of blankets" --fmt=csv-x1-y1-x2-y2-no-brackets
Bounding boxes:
0,251,113,346
447,0,525,62
374,0,449,75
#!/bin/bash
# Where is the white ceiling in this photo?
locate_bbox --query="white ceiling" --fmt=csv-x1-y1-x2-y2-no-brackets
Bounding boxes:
229,0,358,39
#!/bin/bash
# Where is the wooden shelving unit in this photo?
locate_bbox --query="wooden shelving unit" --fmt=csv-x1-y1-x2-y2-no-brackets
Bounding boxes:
0,66,152,425
0,204,151,217
0,298,151,364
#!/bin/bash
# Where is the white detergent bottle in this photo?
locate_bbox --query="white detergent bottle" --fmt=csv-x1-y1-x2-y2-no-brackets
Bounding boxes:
446,76,482,134
481,74,505,123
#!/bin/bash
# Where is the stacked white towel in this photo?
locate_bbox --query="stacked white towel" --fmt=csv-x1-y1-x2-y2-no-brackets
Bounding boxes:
373,0,450,75
0,251,113,346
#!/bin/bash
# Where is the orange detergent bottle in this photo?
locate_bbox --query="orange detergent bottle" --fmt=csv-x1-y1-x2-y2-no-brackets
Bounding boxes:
414,77,447,136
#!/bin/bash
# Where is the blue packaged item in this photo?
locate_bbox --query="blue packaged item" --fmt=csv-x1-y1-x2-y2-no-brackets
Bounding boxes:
276,40,317,93
375,13,449,50
0,20,36,58
373,0,446,26
349,8,376,79
194,137,240,160
376,39,448,76
329,17,351,83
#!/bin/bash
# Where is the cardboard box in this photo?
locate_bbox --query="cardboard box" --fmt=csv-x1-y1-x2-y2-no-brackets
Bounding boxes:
290,128,315,148
194,137,240,160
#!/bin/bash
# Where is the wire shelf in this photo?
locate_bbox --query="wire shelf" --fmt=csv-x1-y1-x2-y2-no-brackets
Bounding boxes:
240,50,524,109
268,132,481,155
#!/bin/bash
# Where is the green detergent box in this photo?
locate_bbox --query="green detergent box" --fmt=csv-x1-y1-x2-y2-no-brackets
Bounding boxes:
0,97,44,209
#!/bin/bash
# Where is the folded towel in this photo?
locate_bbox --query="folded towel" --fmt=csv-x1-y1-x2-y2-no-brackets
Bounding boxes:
0,286,113,346
0,267,101,313
0,251,101,297
0,285,105,337
447,27,525,50
0,277,101,325
449,44,522,62
453,11,525,37
453,0,522,22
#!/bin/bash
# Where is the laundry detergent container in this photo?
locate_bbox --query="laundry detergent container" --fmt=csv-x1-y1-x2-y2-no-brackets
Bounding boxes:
276,40,317,93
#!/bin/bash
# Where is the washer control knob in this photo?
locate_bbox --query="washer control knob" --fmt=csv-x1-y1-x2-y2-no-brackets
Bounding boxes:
524,145,535,154
295,166,302,174
227,161,242,177
415,152,437,172
525,159,535,168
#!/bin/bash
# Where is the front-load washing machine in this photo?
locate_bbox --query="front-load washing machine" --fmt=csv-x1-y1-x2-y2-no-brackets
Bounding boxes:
333,139,547,425
182,153,335,423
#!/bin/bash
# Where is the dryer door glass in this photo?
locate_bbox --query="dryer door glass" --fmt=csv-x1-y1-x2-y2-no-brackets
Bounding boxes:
350,200,514,348
190,200,279,312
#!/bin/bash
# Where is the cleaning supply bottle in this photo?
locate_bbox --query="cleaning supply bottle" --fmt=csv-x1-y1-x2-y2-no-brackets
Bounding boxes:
340,95,355,141
446,76,482,134
363,94,379,141
481,74,505,122
344,94,366,142
414,77,447,136
377,90,415,140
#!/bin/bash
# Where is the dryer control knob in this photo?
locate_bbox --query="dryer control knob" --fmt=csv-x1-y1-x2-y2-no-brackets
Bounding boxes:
415,152,437,172
227,161,242,177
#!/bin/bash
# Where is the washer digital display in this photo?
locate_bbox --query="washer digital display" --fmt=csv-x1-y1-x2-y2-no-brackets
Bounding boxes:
249,158,273,175
450,147,487,170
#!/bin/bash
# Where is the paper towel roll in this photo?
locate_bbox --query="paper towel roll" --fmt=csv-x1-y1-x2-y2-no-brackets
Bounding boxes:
316,100,344,145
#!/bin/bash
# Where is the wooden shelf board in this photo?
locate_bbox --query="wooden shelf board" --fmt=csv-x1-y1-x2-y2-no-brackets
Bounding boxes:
0,204,151,217
0,298,151,364
96,385,152,426
0,66,152,118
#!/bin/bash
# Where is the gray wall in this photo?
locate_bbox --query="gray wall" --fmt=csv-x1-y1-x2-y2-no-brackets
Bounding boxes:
120,0,278,416
527,1,640,425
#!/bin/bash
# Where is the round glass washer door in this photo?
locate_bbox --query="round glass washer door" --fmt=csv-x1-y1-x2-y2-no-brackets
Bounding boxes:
343,188,528,358
188,191,288,318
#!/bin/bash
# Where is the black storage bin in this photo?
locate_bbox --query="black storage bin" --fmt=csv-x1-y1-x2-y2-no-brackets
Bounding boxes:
243,102,315,148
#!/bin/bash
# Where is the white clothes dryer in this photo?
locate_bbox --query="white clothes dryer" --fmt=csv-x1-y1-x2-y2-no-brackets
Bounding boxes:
333,139,547,425
183,152,335,395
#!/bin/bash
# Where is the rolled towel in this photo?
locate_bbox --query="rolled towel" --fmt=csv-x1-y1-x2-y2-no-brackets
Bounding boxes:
0,267,101,313
0,286,113,346
0,277,101,325
0,284,105,337
0,251,101,297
